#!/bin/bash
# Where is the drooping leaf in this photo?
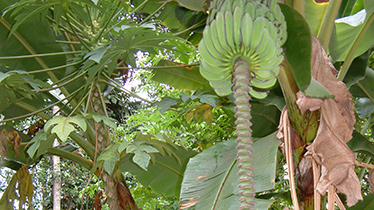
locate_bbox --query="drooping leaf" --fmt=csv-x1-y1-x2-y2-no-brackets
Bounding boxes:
0,125,32,166
0,165,33,209
151,60,210,91
296,38,362,207
44,115,87,142
304,78,333,98
120,144,197,197
280,3,312,92
179,132,280,209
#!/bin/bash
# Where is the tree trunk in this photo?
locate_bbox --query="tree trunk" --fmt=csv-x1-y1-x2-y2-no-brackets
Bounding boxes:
91,86,138,210
52,106,61,210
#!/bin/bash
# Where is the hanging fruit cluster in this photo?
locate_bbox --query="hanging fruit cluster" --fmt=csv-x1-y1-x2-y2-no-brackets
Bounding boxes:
199,0,287,98
197,0,288,209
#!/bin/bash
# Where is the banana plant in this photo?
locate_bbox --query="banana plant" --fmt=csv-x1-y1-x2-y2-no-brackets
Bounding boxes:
181,0,288,209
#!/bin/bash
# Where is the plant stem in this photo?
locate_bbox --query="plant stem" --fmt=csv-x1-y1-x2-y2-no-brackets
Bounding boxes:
0,51,81,60
317,0,342,50
18,61,82,75
47,147,93,170
337,11,374,81
233,59,255,210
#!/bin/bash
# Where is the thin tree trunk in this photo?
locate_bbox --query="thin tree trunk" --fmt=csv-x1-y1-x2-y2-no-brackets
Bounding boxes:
52,106,61,210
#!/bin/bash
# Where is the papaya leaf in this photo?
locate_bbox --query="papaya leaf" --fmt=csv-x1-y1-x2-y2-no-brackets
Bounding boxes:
84,45,110,64
44,115,87,142
84,113,117,128
26,130,46,158
280,3,312,92
97,143,120,175
126,141,159,171
179,132,280,209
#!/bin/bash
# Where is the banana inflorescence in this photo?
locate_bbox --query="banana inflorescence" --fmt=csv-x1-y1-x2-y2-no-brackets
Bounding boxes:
200,0,286,99
198,0,287,209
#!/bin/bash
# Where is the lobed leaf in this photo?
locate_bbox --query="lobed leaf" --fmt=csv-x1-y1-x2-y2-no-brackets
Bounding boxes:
45,115,87,142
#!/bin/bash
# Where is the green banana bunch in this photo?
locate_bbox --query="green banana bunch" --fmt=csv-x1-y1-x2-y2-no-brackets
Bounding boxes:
199,0,287,99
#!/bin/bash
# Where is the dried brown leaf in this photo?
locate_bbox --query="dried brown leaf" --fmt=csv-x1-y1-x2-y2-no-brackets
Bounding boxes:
369,169,374,193
297,36,361,206
0,129,8,159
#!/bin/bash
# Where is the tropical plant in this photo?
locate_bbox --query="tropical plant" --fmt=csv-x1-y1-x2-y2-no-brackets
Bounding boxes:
1,0,374,210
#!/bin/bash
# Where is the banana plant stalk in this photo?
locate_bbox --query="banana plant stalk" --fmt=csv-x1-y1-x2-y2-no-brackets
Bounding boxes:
198,0,287,209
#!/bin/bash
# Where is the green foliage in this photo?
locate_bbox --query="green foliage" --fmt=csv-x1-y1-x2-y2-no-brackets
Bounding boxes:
120,138,197,198
180,132,280,209
44,116,87,142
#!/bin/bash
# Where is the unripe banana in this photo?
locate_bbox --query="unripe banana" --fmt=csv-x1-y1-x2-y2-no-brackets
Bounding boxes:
240,13,253,49
233,6,243,47
200,0,287,98
224,10,235,51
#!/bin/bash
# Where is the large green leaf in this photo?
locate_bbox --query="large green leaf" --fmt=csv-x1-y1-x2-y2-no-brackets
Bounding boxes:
349,67,374,101
280,4,312,92
120,142,197,197
151,60,210,91
347,131,374,158
343,50,369,88
179,132,280,209
330,8,374,62
0,1,66,79
222,103,281,138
